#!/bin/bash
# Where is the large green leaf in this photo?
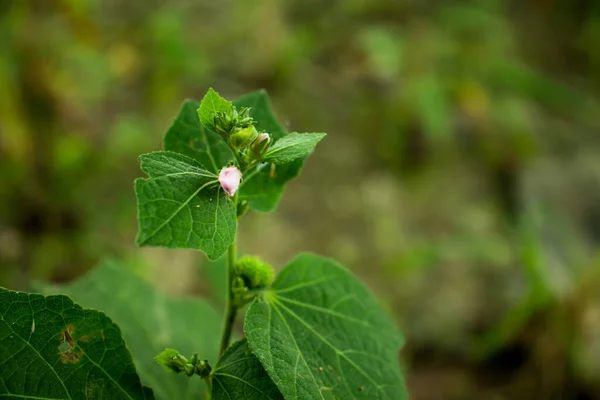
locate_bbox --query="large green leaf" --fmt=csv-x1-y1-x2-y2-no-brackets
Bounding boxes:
0,287,153,399
244,254,407,400
233,91,307,212
41,260,222,400
197,88,233,134
163,99,232,174
211,339,283,400
262,133,326,165
135,151,236,260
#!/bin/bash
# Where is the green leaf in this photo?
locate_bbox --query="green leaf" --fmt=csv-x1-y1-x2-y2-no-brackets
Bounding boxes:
244,254,407,400
262,133,326,164
197,88,233,134
212,339,283,400
41,260,222,400
0,287,154,399
135,151,236,260
233,91,307,212
163,99,233,173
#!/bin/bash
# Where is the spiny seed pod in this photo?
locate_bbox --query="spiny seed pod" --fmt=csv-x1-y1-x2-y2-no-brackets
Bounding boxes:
235,255,275,290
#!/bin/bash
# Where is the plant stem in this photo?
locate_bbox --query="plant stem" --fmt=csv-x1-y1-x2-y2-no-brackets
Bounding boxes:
202,377,213,399
218,193,239,356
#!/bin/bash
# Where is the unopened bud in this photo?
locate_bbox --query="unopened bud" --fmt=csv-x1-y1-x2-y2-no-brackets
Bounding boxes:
228,125,258,150
218,166,242,197
250,133,271,158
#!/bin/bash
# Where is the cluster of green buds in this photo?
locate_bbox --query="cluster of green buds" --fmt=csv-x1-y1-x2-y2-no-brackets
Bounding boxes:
213,107,254,140
232,255,275,306
154,349,212,378
213,106,272,167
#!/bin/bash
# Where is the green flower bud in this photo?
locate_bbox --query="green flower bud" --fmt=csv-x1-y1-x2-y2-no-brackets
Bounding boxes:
235,255,275,290
228,125,259,150
249,133,271,159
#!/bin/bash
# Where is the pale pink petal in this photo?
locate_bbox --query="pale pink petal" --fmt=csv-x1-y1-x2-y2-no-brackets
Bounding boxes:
219,167,242,197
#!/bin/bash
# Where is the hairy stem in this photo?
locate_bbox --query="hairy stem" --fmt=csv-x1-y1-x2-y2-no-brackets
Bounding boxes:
218,193,239,356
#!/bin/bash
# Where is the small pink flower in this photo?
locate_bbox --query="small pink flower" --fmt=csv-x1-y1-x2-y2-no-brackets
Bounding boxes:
257,133,269,143
219,166,242,197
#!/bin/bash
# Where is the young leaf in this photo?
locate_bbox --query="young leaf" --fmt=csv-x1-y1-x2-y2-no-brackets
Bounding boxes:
244,254,408,400
233,91,307,212
135,151,236,260
262,133,326,165
164,99,233,173
198,88,233,133
40,260,222,400
211,339,283,400
0,287,153,399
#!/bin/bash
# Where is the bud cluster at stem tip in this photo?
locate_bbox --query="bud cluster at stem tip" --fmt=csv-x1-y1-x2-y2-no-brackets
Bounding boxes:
211,103,272,167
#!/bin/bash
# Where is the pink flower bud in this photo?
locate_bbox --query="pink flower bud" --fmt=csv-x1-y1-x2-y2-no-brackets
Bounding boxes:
219,166,242,197
257,133,269,143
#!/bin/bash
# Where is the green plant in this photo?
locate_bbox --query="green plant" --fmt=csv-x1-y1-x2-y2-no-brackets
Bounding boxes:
0,88,407,399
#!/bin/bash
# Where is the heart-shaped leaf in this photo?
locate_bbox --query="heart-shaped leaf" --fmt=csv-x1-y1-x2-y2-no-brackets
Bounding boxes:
41,260,222,400
211,339,283,400
244,254,408,400
0,287,153,399
135,151,236,260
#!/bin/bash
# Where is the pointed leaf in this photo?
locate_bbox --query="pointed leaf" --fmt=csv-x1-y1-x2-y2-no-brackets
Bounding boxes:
0,287,154,399
41,260,222,400
164,99,232,173
198,88,233,134
262,133,326,165
244,254,407,400
135,151,236,260
211,339,283,400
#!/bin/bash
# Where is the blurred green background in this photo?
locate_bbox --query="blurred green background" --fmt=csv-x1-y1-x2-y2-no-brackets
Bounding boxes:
1,0,600,398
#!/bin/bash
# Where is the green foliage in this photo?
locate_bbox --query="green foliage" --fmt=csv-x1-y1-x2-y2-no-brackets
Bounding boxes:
0,287,153,399
2,87,407,400
262,133,327,165
41,260,221,400
135,151,237,260
211,339,283,400
245,253,407,400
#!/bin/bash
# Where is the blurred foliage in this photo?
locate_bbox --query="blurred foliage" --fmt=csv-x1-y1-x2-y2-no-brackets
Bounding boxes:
1,0,600,398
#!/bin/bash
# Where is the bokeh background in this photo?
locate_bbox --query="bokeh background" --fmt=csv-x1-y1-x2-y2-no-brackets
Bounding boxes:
1,0,600,398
